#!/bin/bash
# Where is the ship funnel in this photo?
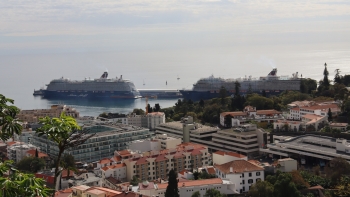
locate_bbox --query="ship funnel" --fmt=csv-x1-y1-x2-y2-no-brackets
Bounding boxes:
100,72,108,79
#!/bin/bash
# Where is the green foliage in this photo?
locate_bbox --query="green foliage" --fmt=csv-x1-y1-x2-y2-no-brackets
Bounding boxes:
300,78,317,94
36,113,94,191
248,180,274,197
132,108,145,115
130,176,140,186
0,160,52,197
16,157,46,173
325,157,350,184
300,170,331,188
154,103,161,112
165,169,179,197
245,94,274,110
0,94,22,142
191,191,201,197
204,188,227,197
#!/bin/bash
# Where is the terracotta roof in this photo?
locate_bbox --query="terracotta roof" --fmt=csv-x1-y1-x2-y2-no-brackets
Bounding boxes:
179,169,188,175
155,154,167,162
106,176,123,185
87,189,106,195
113,156,122,162
138,181,155,190
118,150,132,156
256,110,282,115
301,104,339,111
214,151,246,158
290,107,300,111
99,158,113,165
136,157,149,165
214,160,263,174
308,185,324,190
102,163,126,171
6,141,17,146
330,123,348,127
115,191,149,197
191,149,202,156
220,112,247,117
206,167,216,175
61,169,75,178
26,149,48,158
87,187,122,196
72,185,90,191
55,188,72,197
157,178,223,189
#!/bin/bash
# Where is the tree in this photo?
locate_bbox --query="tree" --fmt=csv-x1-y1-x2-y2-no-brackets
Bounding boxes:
193,171,200,180
16,157,46,173
130,176,140,186
60,154,76,182
328,108,333,121
204,188,227,197
132,108,145,115
165,169,179,197
0,159,52,196
248,180,274,197
147,104,153,113
219,86,227,105
35,148,39,158
191,191,201,197
0,94,22,141
199,99,205,108
323,63,330,89
334,69,342,84
154,103,161,112
325,157,350,184
273,172,302,197
36,113,95,191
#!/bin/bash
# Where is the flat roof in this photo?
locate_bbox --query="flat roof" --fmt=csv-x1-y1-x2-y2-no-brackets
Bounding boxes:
157,122,219,133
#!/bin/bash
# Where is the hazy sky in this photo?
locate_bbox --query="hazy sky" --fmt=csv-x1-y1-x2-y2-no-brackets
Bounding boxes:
1,0,350,55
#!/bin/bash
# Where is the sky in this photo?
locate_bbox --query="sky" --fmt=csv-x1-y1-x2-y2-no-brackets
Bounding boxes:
1,0,350,101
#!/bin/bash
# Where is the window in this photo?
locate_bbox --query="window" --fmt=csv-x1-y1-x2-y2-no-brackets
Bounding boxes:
242,187,245,191
256,172,260,176
248,179,253,184
242,173,244,177
242,180,245,184
249,173,252,177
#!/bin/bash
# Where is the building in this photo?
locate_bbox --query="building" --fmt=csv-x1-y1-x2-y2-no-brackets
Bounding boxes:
138,178,238,197
260,135,350,163
71,185,123,197
220,106,283,127
302,114,328,131
329,123,349,132
68,172,101,187
214,160,264,193
127,112,166,130
128,134,181,153
275,158,297,173
26,149,49,159
101,163,127,184
288,101,340,121
17,105,79,123
273,120,303,132
7,142,38,163
31,122,152,163
212,151,247,165
124,142,209,181
212,124,268,157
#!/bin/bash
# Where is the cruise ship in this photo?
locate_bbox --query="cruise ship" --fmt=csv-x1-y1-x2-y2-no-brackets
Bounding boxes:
180,68,301,101
38,72,141,99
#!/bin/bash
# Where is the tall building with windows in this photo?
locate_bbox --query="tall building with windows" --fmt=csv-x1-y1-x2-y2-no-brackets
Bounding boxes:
124,142,209,181
30,122,152,163
17,105,79,123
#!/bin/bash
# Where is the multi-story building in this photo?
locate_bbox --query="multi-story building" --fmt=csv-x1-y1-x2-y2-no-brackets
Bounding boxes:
124,142,209,181
17,104,79,123
220,106,283,127
128,112,166,130
7,142,38,163
101,163,127,184
31,122,152,163
274,158,297,173
128,134,181,153
288,101,340,120
139,178,238,197
214,160,264,194
212,124,268,157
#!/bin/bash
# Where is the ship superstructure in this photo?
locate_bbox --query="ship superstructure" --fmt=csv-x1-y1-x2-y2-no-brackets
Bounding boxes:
180,68,301,101
40,72,141,99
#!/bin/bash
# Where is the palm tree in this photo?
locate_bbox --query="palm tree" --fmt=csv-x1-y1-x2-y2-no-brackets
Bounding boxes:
0,94,22,141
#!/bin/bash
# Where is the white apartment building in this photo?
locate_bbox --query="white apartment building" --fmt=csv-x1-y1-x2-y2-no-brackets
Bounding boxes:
101,163,127,184
214,160,264,194
220,106,283,127
288,102,340,120
17,104,79,123
275,158,297,173
7,142,38,163
138,178,238,197
213,151,247,165
124,142,209,181
128,134,181,153
128,112,166,130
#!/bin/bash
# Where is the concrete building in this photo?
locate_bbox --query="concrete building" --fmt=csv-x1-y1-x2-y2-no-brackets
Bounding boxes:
128,134,181,153
275,158,297,173
124,142,209,181
260,135,350,163
17,104,79,123
329,123,349,132
138,178,238,197
220,106,283,127
212,124,268,157
302,114,328,131
31,122,152,163
71,185,123,197
214,160,264,194
213,151,247,165
101,163,127,184
7,142,38,163
273,120,303,132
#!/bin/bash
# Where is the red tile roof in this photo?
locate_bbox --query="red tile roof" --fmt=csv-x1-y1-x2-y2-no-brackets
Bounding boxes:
138,181,155,190
55,188,72,197
26,149,48,158
214,151,246,158
118,150,132,156
102,163,126,171
214,160,263,174
157,178,223,189
206,167,216,175
256,110,282,115
99,158,113,165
